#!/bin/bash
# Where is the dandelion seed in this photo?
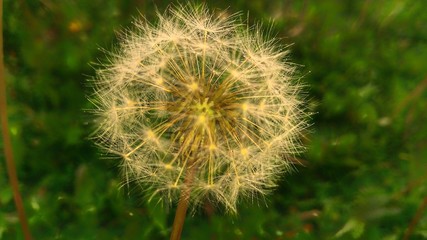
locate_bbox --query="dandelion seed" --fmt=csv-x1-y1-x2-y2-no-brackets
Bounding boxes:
90,3,308,216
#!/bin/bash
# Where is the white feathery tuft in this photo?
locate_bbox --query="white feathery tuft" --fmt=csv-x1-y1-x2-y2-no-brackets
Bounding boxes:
90,3,308,213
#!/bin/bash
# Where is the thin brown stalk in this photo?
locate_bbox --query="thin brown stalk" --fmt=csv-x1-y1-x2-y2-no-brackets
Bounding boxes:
393,76,427,118
403,195,427,240
170,162,197,240
0,1,33,239
170,187,191,240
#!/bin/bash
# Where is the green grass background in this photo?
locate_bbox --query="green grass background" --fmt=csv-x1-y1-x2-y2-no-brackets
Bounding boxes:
2,0,427,239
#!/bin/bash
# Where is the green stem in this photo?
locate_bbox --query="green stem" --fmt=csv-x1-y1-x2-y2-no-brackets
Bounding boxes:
0,1,33,239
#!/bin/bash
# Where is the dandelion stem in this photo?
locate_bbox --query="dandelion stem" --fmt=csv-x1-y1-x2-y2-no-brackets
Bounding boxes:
169,189,190,240
170,161,197,240
0,2,33,239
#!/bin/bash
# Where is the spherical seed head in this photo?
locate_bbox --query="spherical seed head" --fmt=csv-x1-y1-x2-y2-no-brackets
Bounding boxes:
91,4,307,213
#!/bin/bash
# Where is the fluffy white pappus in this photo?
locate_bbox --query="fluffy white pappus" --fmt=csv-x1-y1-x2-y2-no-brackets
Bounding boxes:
90,3,308,213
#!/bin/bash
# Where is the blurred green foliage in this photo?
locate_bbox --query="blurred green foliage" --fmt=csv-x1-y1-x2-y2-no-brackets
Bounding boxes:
1,0,427,239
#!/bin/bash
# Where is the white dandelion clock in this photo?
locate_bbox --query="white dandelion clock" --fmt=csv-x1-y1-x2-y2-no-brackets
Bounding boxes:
90,4,307,239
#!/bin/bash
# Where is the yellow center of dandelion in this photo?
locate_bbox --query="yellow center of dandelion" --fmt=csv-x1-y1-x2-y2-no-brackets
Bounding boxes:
196,98,214,116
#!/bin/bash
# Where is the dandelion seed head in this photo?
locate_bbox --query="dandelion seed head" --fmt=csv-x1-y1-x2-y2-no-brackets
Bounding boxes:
91,3,308,213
